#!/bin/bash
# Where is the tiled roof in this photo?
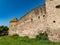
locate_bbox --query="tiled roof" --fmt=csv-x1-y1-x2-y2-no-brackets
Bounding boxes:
10,17,18,22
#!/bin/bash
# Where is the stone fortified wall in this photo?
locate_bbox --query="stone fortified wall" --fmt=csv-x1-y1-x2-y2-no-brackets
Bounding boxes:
9,0,60,42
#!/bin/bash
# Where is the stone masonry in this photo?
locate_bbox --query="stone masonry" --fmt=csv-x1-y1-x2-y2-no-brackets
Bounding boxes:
9,0,60,42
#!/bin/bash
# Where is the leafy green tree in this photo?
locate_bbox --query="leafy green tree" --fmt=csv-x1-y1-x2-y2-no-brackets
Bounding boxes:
0,26,9,36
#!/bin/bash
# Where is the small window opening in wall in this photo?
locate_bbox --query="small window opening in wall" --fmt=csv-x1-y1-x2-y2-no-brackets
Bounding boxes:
56,5,60,8
53,21,56,23
51,34,53,36
43,15,45,17
38,16,40,19
31,18,33,22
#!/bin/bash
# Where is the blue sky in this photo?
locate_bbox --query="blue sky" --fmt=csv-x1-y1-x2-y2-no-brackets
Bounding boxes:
0,0,45,26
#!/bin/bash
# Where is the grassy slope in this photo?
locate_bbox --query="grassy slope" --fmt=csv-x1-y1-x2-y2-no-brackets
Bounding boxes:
0,36,60,45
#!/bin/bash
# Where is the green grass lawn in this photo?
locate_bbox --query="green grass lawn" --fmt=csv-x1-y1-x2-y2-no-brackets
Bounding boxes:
0,36,60,45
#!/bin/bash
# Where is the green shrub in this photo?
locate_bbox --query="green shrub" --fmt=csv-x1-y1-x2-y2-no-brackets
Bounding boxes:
11,34,19,39
36,32,49,40
12,34,19,37
21,36,29,41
